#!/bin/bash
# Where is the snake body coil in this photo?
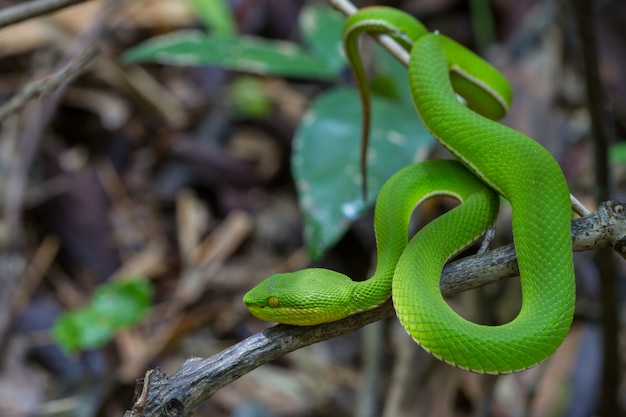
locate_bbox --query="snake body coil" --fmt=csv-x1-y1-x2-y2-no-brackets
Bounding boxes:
243,6,575,374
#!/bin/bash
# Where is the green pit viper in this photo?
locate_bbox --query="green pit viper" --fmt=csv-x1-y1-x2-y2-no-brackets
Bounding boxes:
243,6,575,374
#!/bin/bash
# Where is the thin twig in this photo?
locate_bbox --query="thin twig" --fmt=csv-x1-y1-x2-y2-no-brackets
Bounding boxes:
0,0,90,29
571,194,591,216
329,0,410,66
0,47,99,123
328,0,591,217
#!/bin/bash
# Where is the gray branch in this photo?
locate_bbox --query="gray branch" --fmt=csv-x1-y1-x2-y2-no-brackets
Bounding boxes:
0,0,90,29
0,46,99,123
124,200,626,417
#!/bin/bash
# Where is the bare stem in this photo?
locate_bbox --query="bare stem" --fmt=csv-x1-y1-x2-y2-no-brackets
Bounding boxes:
0,47,99,123
0,0,90,29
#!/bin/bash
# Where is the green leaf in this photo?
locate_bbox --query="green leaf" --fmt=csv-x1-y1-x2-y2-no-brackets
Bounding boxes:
293,88,433,260
122,31,338,80
90,279,152,327
610,142,626,164
372,44,413,106
187,0,236,35
299,4,346,76
228,76,272,119
52,279,153,354
53,309,115,353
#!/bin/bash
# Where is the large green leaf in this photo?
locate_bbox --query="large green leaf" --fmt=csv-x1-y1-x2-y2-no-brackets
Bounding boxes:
122,31,338,80
293,88,433,260
299,4,346,76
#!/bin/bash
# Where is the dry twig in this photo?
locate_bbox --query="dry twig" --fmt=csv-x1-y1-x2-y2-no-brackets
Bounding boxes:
0,0,90,29
0,46,99,123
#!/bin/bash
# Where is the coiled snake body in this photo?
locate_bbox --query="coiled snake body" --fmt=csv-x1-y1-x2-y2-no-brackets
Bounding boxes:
244,7,575,374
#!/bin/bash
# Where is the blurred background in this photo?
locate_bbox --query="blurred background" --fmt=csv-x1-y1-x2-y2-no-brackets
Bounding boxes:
0,0,625,416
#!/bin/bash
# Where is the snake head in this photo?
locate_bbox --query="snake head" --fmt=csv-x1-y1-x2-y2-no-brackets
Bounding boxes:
243,268,357,326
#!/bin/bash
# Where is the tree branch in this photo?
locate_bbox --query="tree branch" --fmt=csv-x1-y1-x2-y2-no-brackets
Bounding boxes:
124,200,626,417
0,46,99,123
0,0,90,29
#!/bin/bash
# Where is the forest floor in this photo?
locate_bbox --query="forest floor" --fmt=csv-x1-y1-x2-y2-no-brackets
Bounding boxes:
0,0,626,416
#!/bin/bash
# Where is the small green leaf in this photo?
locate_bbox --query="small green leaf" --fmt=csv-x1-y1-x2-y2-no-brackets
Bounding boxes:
52,279,152,354
90,279,152,327
293,88,433,260
122,31,337,80
228,76,272,119
187,0,236,35
53,309,115,353
610,142,626,164
299,4,346,76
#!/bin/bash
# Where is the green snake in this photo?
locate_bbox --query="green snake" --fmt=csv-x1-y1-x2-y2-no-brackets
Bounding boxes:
243,6,575,374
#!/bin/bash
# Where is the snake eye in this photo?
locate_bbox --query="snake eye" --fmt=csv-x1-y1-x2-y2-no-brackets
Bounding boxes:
267,296,280,308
